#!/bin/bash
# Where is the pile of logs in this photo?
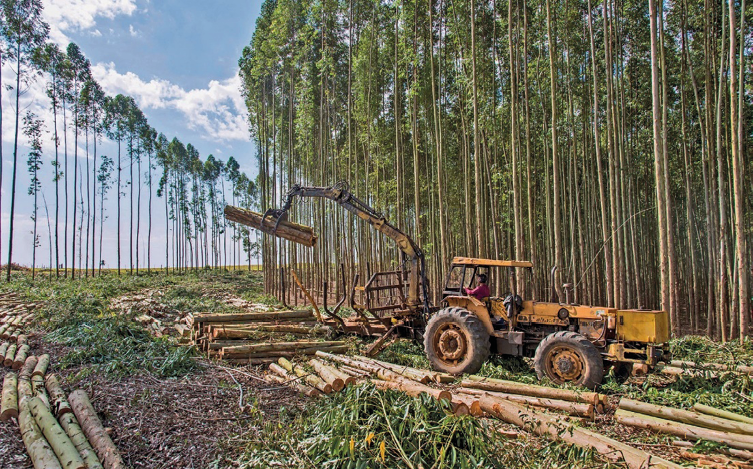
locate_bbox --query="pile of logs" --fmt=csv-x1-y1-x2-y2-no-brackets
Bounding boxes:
265,352,683,469
191,309,346,364
110,289,194,339
617,398,753,463
1,353,126,468
0,294,39,340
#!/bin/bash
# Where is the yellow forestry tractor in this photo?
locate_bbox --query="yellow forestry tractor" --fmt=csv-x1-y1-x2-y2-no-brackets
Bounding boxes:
230,182,671,389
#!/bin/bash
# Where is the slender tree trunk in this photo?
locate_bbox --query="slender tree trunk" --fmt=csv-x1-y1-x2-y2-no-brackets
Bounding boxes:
6,49,23,282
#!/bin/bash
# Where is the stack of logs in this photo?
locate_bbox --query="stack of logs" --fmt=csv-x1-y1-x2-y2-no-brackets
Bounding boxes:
633,359,753,379
0,292,39,340
617,398,753,468
265,352,684,469
191,309,347,365
1,354,126,468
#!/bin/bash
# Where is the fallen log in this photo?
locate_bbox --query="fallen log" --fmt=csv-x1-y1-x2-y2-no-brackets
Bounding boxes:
679,450,753,469
20,355,38,380
58,412,104,469
13,344,30,369
220,340,347,355
308,359,345,391
462,375,601,406
619,398,753,435
310,359,356,386
224,205,318,247
45,374,73,418
459,387,595,419
268,363,321,397
1,371,19,420
371,378,453,405
195,310,314,323
615,409,753,451
212,324,333,339
353,355,435,384
278,357,332,394
17,334,27,345
477,395,682,469
217,345,350,358
671,360,753,375
223,357,278,365
693,404,753,426
68,390,127,469
656,365,716,378
18,399,62,469
32,375,51,409
672,439,753,461
338,365,371,379
4,343,17,366
29,396,86,469
33,354,50,378
0,342,7,357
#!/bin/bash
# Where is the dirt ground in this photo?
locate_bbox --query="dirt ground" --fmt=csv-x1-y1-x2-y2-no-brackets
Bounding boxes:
0,335,307,469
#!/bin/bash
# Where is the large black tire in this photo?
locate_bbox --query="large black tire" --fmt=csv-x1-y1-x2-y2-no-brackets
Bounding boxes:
533,331,604,390
424,307,490,375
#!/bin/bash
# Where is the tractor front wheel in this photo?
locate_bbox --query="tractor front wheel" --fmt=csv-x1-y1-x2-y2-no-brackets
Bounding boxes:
424,307,490,375
533,331,604,389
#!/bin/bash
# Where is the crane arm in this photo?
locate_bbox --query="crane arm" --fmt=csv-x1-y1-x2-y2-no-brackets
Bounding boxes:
265,182,428,312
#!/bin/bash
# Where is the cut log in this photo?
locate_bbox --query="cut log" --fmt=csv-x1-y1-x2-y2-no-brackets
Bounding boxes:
310,359,356,386
615,409,753,451
18,376,33,407
20,355,38,380
58,412,104,469
212,325,332,339
477,395,682,469
353,355,435,383
672,439,753,461
17,334,27,345
223,357,278,365
4,343,17,366
19,399,63,469
679,451,753,469
459,387,595,419
68,389,127,469
268,363,321,397
220,340,346,355
45,374,73,418
33,354,50,378
619,398,753,435
1,371,19,420
290,269,323,322
217,345,350,358
195,310,314,323
338,365,371,379
693,404,753,426
0,342,8,357
32,375,51,409
278,357,332,394
462,375,600,406
224,205,318,247
671,360,753,375
371,378,453,404
315,351,430,386
13,344,30,369
308,359,345,391
29,396,86,469
656,364,717,378
264,373,321,398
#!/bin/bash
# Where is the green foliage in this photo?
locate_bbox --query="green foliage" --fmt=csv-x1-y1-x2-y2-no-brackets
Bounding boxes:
241,384,502,469
47,316,196,378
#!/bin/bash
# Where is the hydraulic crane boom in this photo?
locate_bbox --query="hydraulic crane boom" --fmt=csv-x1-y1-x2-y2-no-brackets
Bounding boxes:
262,182,430,314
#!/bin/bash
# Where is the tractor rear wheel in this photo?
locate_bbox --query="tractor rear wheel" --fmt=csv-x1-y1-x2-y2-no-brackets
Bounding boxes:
533,331,604,389
424,307,490,375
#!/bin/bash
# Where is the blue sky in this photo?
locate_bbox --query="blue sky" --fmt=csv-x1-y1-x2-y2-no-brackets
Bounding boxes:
1,0,263,268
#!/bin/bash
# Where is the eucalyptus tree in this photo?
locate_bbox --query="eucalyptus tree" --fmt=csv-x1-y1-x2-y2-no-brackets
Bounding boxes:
1,0,49,281
155,133,171,271
40,43,68,277
66,42,91,278
80,78,105,276
24,112,43,279
104,94,130,274
97,155,114,273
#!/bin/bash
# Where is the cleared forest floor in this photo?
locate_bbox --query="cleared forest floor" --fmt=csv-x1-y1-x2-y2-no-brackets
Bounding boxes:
1,270,751,468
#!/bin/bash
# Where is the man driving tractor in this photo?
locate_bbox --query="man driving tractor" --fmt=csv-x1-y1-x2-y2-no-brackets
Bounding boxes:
464,273,490,301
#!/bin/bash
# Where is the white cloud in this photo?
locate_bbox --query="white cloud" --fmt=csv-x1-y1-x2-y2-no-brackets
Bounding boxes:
128,24,140,37
42,0,138,45
92,62,250,142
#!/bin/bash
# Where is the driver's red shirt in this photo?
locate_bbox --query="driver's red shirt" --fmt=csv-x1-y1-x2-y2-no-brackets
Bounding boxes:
464,284,490,301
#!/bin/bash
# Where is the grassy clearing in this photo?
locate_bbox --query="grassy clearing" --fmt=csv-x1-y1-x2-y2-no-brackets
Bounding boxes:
5,270,267,379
